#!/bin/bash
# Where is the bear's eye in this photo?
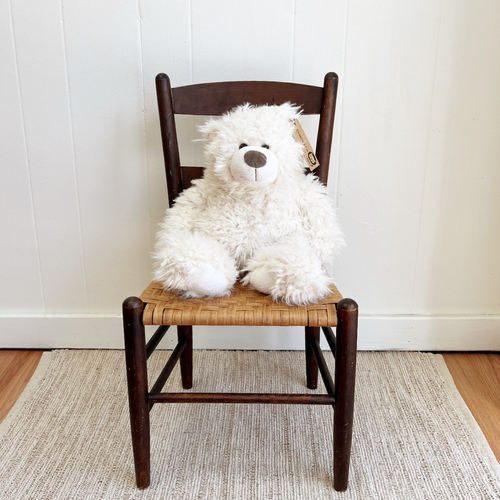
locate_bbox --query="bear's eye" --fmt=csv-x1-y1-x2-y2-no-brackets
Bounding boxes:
239,143,248,149
262,144,269,149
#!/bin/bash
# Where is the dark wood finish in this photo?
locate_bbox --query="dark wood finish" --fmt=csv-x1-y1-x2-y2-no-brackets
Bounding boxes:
149,338,187,412
156,74,182,207
305,327,320,389
181,166,204,190
172,81,324,116
123,297,150,489
315,72,338,185
177,326,193,389
309,336,335,396
322,326,337,358
148,392,336,405
146,325,170,360
333,299,358,491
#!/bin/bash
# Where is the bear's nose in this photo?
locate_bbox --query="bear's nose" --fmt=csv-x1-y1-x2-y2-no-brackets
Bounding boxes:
244,150,267,169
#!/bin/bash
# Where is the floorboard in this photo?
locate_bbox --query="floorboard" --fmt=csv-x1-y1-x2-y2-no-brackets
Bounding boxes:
442,353,500,462
0,350,44,423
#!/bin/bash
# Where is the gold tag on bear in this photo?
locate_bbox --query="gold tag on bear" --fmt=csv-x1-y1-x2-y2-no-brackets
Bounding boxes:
292,119,320,171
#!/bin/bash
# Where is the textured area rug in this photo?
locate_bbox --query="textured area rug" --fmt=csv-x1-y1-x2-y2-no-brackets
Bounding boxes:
1,350,499,499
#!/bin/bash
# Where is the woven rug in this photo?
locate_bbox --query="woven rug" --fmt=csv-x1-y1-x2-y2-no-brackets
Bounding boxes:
1,351,499,499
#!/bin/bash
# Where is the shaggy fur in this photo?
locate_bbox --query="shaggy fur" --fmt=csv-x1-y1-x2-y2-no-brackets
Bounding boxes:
153,103,345,305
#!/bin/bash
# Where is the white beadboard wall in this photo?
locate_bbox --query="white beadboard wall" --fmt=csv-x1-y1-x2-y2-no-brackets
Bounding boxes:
1,0,499,350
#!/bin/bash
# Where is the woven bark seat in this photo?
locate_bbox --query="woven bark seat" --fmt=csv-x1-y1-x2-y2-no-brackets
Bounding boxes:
140,281,342,327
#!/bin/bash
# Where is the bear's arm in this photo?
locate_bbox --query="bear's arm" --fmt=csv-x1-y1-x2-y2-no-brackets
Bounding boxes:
297,174,345,263
157,182,205,233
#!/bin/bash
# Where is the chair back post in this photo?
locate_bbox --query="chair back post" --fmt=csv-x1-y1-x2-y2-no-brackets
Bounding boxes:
156,73,182,208
315,72,339,185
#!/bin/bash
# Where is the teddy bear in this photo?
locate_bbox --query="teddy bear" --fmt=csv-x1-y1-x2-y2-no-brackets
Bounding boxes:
153,102,344,305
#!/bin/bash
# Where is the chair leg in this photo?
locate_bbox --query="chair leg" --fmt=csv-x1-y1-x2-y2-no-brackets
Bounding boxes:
305,326,320,389
123,297,150,489
177,325,193,389
333,298,358,491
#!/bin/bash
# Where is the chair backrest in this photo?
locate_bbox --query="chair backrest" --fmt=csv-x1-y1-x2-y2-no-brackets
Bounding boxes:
156,73,339,208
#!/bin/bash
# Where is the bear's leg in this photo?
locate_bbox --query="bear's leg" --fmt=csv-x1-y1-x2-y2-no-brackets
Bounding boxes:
242,244,332,305
153,230,238,297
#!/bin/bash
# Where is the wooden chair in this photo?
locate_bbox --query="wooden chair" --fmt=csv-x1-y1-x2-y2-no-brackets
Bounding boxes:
123,73,358,491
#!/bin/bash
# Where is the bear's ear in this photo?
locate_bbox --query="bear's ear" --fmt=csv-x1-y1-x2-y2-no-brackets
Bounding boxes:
198,118,219,143
278,101,302,121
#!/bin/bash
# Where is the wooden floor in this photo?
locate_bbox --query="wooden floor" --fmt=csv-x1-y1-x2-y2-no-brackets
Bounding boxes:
0,350,44,423
441,353,500,462
0,350,499,463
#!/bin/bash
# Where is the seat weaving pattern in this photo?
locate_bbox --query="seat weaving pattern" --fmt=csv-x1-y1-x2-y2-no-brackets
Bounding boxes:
140,281,342,327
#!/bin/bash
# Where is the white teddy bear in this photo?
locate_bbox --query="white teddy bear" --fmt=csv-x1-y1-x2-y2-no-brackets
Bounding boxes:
153,103,344,305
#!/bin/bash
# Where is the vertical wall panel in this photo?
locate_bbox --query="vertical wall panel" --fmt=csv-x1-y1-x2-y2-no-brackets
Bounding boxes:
139,0,193,246
62,0,151,312
293,0,348,268
10,0,87,313
190,0,293,83
293,1,346,85
334,0,443,312
412,0,500,314
0,1,44,314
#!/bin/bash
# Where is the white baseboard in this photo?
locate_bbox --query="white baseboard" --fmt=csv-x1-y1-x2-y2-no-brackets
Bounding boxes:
0,315,499,351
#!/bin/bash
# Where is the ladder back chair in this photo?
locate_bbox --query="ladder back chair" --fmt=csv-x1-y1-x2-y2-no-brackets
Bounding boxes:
123,72,358,491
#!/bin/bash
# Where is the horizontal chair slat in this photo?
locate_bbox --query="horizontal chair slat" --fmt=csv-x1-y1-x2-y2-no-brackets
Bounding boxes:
147,392,336,405
172,81,324,115
181,166,204,189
